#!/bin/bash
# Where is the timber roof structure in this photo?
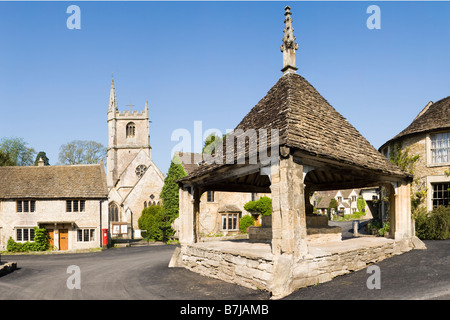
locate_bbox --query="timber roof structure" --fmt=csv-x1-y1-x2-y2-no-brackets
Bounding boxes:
0,164,108,199
380,96,450,150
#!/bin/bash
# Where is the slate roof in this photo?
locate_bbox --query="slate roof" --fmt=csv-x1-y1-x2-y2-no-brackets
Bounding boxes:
380,96,450,149
0,164,108,199
175,152,201,175
181,73,408,182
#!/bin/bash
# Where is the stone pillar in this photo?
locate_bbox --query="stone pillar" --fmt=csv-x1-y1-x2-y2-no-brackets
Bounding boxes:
179,185,195,245
270,154,307,257
394,181,412,240
270,153,308,298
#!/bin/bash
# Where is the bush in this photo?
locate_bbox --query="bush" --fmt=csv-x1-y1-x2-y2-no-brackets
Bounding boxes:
6,227,49,252
244,196,272,216
415,206,450,240
239,215,255,234
138,205,173,242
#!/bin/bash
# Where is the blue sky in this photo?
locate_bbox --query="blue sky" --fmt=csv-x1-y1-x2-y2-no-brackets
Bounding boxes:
0,1,449,174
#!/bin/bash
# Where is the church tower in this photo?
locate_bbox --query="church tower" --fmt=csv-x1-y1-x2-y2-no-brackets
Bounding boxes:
107,78,151,188
106,78,164,239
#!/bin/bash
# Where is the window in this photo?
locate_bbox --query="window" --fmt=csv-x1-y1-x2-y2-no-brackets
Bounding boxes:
135,164,147,177
207,191,215,202
109,203,119,222
66,200,86,212
351,196,357,202
77,229,95,242
126,122,136,138
16,200,36,213
430,132,450,164
16,228,35,242
432,183,450,208
222,213,238,231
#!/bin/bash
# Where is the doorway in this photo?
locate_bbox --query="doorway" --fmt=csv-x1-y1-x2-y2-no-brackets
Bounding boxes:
59,229,68,251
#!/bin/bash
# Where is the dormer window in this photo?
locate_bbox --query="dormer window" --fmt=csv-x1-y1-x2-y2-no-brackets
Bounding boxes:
126,122,136,138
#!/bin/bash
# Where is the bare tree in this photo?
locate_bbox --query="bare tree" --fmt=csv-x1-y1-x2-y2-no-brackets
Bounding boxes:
58,140,106,165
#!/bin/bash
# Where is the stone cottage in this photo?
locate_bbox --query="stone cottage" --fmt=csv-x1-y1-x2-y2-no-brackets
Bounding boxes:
379,97,450,211
175,152,268,237
0,162,108,251
312,187,379,218
171,6,424,299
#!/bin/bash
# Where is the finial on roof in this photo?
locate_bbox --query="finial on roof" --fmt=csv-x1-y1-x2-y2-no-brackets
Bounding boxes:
280,6,298,75
109,76,118,113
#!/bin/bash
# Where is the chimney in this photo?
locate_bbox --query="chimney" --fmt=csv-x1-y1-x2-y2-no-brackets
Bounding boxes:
38,157,45,167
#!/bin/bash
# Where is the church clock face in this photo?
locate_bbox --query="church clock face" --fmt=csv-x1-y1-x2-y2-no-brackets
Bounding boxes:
135,164,147,177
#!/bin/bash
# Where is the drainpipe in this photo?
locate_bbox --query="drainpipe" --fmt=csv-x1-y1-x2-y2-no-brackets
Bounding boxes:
99,199,103,248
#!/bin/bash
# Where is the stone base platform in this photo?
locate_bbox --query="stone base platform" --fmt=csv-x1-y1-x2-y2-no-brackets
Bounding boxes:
170,237,423,299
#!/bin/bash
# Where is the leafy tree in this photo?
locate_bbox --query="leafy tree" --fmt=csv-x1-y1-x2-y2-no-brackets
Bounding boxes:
58,140,106,165
160,154,188,224
203,133,223,155
239,215,255,234
328,198,338,214
0,150,14,166
0,137,36,166
138,205,165,241
356,197,367,213
34,151,50,166
244,196,272,216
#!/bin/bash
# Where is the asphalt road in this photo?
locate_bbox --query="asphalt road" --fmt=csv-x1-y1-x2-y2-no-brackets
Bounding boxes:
0,240,449,301
0,244,269,300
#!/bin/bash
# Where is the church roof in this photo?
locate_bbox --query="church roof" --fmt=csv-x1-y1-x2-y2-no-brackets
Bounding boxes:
181,72,409,182
0,164,108,199
380,96,450,149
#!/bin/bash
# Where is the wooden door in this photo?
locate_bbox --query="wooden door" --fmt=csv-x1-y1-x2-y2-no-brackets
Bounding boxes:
59,229,68,251
47,229,54,249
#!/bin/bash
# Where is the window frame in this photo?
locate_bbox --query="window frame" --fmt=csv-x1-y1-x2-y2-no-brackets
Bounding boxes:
428,131,450,166
77,228,95,242
16,200,36,213
16,227,36,242
206,191,215,203
126,122,136,139
66,200,86,213
431,182,450,209
221,213,239,231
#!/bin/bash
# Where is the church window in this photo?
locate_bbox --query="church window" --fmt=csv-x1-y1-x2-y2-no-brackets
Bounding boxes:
135,164,147,177
109,203,119,222
144,201,147,209
126,122,136,138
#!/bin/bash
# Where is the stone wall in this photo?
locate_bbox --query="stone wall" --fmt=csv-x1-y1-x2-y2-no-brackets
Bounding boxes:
180,243,274,291
175,237,418,299
389,134,450,211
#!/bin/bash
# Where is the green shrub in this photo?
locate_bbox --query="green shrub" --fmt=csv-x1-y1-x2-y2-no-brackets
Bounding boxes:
378,221,390,236
138,205,172,242
415,206,450,240
6,227,49,252
239,215,255,234
244,196,272,216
